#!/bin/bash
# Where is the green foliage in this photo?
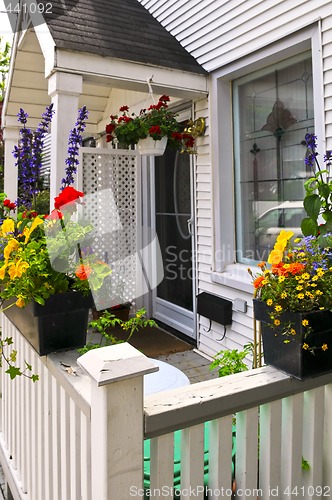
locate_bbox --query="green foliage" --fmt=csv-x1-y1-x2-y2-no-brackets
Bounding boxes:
0,332,39,381
0,37,10,101
78,308,158,354
301,135,332,243
210,344,252,377
302,457,310,471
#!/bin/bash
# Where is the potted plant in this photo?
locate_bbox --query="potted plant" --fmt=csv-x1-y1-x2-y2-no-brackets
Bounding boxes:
79,307,158,354
105,95,196,155
249,134,332,379
249,229,332,379
0,106,111,357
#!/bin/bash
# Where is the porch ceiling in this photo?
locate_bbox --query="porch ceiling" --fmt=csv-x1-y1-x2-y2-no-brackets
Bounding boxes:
3,27,208,134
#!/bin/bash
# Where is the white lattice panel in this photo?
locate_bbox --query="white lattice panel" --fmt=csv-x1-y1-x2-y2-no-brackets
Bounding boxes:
81,149,139,310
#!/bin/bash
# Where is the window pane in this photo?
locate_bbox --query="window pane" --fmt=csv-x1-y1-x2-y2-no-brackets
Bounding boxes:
233,54,313,264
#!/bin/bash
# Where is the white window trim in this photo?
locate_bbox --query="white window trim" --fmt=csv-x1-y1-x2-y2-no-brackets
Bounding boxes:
210,22,325,292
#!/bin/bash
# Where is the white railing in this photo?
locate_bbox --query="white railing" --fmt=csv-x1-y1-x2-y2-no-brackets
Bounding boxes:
1,315,332,499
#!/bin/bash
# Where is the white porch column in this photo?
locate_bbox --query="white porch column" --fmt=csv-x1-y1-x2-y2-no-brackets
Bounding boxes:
3,127,19,204
78,343,158,500
47,72,83,205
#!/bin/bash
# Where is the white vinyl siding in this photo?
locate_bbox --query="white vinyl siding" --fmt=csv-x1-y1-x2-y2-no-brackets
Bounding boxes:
139,1,332,70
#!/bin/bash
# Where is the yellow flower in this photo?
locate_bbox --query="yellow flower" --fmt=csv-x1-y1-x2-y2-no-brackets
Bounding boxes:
24,216,44,244
322,344,328,351
302,343,310,350
4,239,19,260
281,292,287,299
278,276,285,282
274,319,281,326
267,246,284,265
302,319,309,327
297,293,304,299
8,259,29,279
0,263,7,279
301,273,310,280
290,328,296,335
276,229,294,242
267,230,293,265
267,299,273,306
316,290,323,295
296,285,303,290
275,305,282,312
1,218,15,236
312,275,318,281
15,297,26,308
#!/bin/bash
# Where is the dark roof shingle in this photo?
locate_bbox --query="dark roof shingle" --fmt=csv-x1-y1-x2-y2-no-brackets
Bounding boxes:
44,0,207,74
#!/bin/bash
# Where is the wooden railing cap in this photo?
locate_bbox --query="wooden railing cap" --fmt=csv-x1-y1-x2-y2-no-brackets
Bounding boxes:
77,342,158,386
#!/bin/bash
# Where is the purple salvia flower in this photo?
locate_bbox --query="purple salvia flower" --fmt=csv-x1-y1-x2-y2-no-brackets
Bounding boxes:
30,104,55,201
17,108,28,125
14,105,55,208
15,109,34,208
62,106,89,188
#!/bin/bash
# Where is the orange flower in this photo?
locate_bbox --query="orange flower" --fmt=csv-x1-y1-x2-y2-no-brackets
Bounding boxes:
271,262,288,276
288,262,306,275
253,276,265,289
75,264,93,280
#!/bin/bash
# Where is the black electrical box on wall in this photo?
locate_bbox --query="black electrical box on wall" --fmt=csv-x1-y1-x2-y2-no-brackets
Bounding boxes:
196,292,232,326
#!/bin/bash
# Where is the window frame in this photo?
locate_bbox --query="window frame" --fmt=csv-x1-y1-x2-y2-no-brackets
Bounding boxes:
210,23,325,292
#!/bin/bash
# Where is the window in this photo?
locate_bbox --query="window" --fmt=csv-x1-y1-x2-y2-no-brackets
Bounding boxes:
233,53,313,264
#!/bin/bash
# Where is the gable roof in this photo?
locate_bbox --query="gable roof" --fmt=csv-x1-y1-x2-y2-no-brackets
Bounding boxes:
44,0,207,75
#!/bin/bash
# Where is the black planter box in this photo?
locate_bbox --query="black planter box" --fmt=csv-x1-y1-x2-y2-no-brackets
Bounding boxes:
253,299,332,379
3,292,93,356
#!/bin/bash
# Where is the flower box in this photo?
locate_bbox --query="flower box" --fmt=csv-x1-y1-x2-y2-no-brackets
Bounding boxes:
253,299,332,379
3,291,93,356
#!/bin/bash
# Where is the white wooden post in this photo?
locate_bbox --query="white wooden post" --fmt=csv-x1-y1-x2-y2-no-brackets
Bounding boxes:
3,127,19,203
47,71,83,205
78,343,158,500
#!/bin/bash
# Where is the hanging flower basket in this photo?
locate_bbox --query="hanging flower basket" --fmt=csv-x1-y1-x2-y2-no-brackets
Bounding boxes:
137,136,168,156
105,95,196,154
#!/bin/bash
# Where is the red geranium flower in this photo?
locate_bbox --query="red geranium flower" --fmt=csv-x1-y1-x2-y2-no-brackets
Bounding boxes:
105,123,116,134
54,186,84,210
159,95,170,103
119,105,129,112
148,125,161,135
4,199,16,210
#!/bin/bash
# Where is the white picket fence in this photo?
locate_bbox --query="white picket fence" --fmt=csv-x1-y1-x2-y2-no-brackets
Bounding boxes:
1,315,332,500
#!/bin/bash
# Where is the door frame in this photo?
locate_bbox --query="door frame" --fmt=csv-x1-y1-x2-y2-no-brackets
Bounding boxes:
149,107,197,341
